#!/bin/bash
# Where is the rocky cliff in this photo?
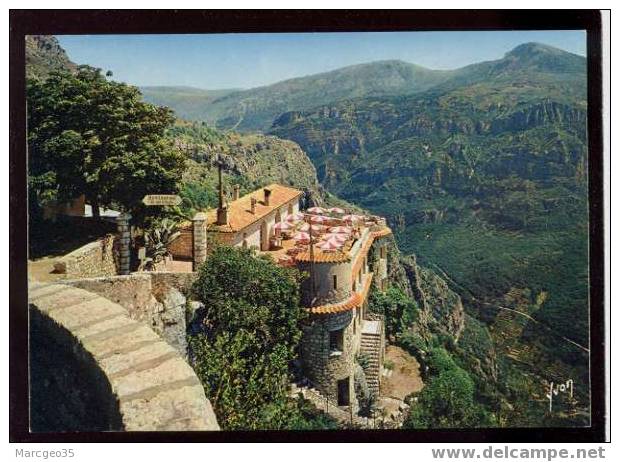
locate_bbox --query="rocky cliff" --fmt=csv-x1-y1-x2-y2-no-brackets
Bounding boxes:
26,35,77,80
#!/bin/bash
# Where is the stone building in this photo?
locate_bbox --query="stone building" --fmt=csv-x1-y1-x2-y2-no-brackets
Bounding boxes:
172,172,392,413
296,223,392,409
204,165,303,250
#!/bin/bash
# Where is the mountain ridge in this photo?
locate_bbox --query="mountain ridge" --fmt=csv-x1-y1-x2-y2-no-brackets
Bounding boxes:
140,42,585,131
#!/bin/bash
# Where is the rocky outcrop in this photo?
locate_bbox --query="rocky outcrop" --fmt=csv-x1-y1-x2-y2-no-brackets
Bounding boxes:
382,237,465,342
26,35,77,80
490,100,586,135
177,126,325,207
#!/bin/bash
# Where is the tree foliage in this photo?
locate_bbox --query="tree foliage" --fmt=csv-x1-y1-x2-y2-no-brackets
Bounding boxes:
369,286,418,340
189,245,334,430
404,346,495,429
27,66,185,221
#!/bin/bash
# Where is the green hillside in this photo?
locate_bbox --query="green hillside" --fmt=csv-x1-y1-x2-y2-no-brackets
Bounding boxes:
141,60,455,132
270,43,590,423
140,86,240,121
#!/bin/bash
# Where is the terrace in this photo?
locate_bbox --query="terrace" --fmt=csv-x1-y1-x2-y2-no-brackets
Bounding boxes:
257,207,390,268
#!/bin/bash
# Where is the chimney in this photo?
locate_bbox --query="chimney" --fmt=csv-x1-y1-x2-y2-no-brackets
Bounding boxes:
216,156,229,225
233,184,240,201
264,188,272,206
250,197,257,214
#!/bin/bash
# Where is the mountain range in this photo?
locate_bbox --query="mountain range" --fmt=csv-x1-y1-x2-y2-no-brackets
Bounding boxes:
140,43,586,133
26,36,591,426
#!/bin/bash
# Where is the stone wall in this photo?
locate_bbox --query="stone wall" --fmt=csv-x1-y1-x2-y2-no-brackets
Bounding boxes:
54,234,120,278
62,273,197,358
149,271,198,296
300,310,358,410
298,261,352,306
28,282,219,431
30,303,123,431
169,229,193,260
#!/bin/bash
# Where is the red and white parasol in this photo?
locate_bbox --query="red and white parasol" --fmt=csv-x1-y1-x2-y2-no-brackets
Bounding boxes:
298,222,325,233
317,238,343,251
273,221,293,231
286,212,305,222
329,225,352,234
309,215,328,223
324,233,348,244
293,231,311,242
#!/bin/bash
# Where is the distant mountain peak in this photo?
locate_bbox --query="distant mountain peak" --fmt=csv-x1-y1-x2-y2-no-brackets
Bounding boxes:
496,41,586,74
505,42,580,59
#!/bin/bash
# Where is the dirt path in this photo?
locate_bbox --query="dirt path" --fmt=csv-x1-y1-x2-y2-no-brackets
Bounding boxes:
28,257,66,283
381,345,424,400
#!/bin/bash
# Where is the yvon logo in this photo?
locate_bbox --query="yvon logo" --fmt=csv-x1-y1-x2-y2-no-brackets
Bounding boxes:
546,378,574,412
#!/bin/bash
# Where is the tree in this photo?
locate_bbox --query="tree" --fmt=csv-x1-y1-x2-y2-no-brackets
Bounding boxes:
27,66,185,220
369,287,418,340
403,346,495,429
189,245,311,430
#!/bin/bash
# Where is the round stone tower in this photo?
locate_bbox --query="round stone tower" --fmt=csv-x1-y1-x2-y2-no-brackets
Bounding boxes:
297,257,361,409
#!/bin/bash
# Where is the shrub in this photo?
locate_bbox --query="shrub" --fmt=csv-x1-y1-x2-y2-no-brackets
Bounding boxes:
189,245,309,430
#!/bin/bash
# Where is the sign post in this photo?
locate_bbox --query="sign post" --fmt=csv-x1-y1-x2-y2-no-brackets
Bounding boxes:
142,194,182,207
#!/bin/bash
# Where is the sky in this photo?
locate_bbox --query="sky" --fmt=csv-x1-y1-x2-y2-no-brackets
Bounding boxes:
57,30,586,90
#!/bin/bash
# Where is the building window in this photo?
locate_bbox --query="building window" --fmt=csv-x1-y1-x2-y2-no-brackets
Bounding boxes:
352,280,357,292
358,271,362,284
329,328,344,354
380,245,387,259
333,274,338,290
288,203,294,215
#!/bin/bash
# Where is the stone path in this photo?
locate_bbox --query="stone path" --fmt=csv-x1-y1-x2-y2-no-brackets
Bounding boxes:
29,282,219,431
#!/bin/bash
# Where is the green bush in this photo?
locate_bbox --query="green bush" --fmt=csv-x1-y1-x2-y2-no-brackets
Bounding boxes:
369,287,418,339
189,245,309,430
404,346,496,429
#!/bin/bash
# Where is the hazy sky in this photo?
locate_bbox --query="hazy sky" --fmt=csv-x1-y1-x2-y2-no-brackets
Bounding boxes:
57,30,586,90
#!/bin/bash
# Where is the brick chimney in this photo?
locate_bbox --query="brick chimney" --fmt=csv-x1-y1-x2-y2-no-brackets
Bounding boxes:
233,184,240,201
251,197,257,214
215,156,229,226
264,188,272,206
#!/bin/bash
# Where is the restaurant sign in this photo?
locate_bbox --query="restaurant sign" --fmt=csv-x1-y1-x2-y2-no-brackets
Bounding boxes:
142,194,182,206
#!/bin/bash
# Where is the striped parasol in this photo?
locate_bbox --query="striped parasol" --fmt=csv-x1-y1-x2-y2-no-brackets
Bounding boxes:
327,207,345,214
273,221,293,231
307,206,325,214
286,212,305,222
298,222,325,233
309,215,328,223
329,225,352,234
317,238,343,251
323,233,348,244
293,231,311,242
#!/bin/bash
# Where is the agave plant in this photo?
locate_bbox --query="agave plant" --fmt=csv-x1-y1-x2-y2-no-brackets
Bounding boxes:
144,218,181,264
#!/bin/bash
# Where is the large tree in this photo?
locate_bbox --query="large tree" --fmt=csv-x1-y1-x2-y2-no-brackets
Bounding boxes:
27,66,185,219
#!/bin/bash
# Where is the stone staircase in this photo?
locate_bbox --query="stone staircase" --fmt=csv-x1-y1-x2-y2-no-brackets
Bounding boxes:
360,320,382,396
289,382,372,428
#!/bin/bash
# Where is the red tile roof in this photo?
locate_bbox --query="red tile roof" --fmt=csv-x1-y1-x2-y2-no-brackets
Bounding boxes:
307,273,373,315
371,227,393,239
206,183,303,233
294,250,351,263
